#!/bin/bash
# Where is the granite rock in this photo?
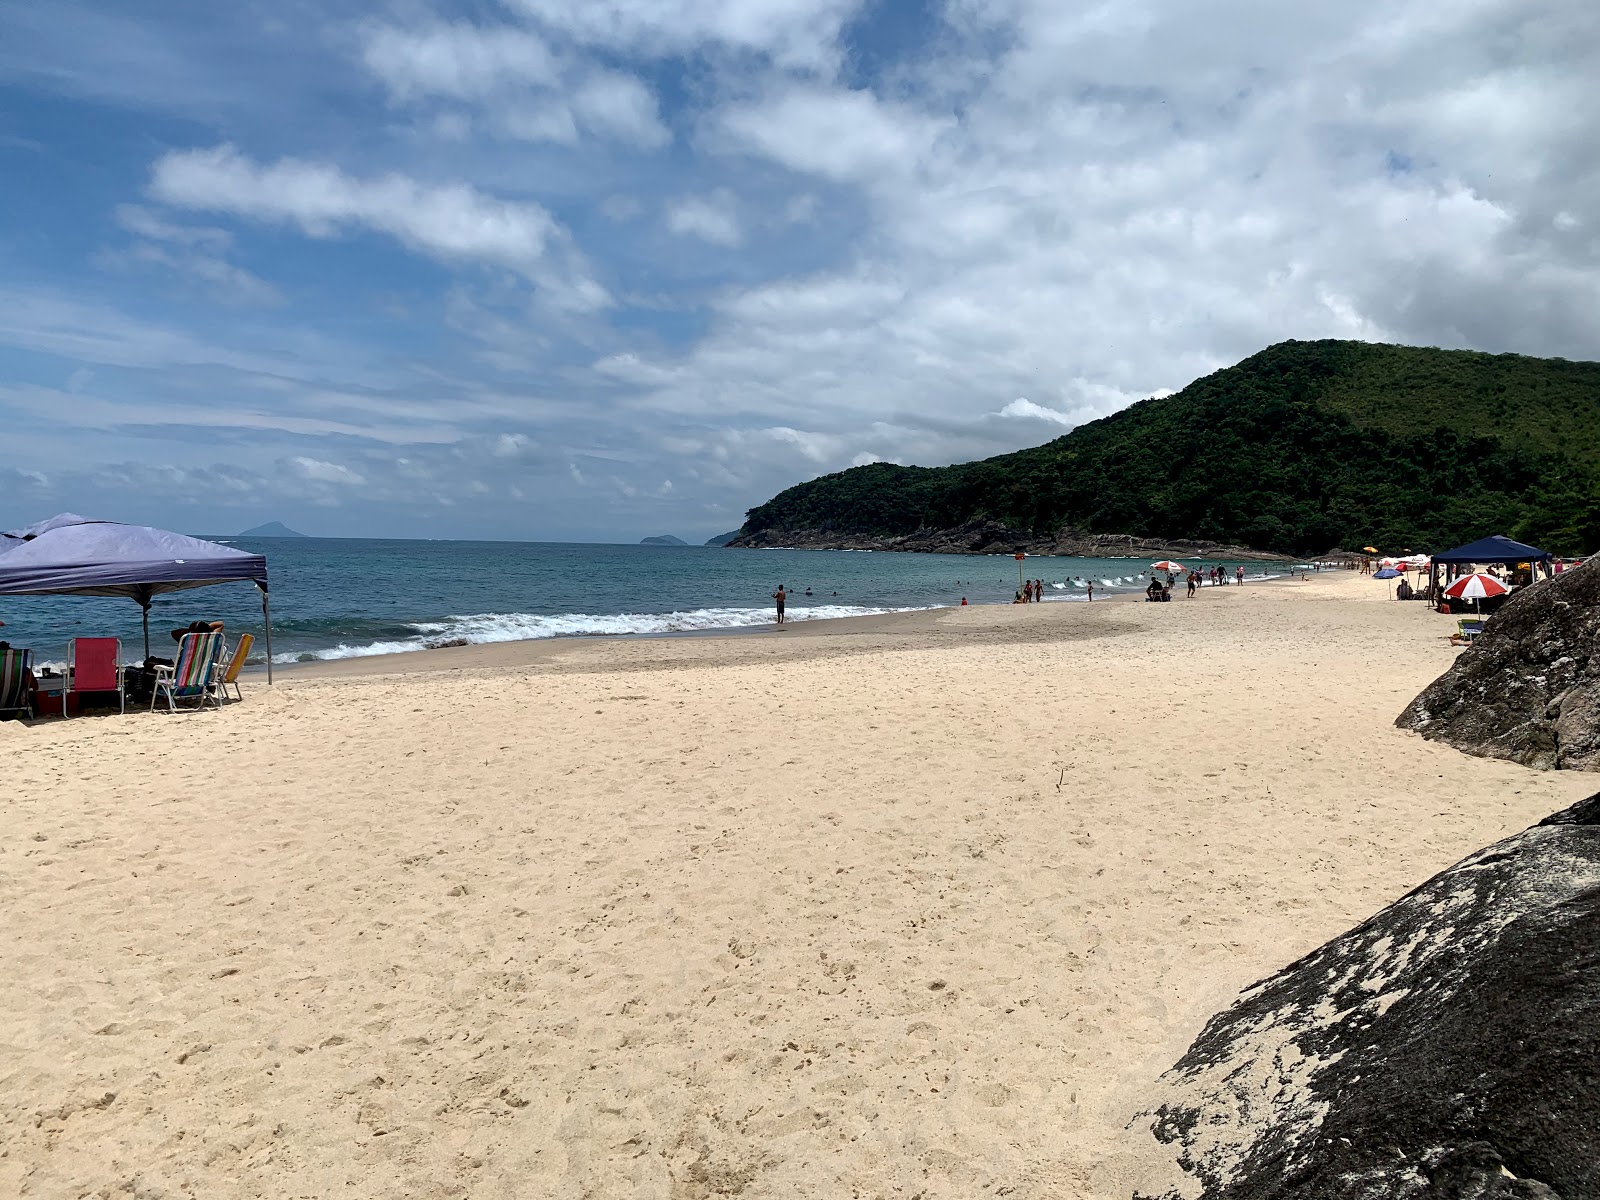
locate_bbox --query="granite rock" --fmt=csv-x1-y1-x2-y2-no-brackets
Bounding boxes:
1397,560,1600,771
1134,792,1600,1200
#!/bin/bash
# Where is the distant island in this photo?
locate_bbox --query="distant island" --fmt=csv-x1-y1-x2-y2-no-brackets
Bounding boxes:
239,521,309,538
640,535,689,546
727,340,1600,558
704,531,740,546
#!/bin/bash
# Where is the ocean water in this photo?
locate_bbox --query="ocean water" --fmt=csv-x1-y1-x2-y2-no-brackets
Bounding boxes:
0,537,1286,666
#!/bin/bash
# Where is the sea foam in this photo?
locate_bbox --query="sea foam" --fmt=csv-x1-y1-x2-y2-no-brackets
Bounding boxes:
271,604,926,663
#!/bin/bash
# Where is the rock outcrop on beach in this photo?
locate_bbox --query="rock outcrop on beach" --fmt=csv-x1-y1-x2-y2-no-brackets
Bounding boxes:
727,517,1288,560
1133,792,1600,1200
1396,561,1600,771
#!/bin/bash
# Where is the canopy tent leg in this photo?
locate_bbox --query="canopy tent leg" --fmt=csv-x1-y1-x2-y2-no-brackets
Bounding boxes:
262,591,273,685
142,604,150,661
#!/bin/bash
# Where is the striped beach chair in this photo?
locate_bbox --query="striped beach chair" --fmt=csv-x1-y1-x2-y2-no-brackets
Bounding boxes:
0,646,33,721
151,631,223,712
215,633,254,702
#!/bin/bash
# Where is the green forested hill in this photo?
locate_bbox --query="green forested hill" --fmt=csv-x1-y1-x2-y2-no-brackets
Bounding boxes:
737,340,1600,556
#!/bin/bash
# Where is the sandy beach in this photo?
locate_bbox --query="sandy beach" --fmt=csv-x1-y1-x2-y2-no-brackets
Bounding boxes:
2,571,1590,1199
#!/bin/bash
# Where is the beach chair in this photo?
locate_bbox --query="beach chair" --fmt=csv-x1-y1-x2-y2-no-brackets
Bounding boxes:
0,646,33,721
215,633,254,702
151,631,223,712
63,637,124,717
1457,618,1486,643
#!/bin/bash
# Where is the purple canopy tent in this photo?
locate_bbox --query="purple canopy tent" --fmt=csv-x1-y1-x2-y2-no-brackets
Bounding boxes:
0,516,274,682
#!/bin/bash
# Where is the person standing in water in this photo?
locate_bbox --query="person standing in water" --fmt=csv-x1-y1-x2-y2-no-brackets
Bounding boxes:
1086,580,1094,601
772,584,787,625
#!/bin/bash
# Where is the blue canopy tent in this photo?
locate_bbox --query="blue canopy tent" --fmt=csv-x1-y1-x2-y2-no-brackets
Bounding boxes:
0,516,274,682
1427,534,1552,602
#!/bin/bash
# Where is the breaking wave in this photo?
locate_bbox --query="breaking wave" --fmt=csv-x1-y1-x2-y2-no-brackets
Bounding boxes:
271,604,928,664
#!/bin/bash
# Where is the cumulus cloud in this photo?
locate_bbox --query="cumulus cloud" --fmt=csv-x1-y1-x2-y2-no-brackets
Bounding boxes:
666,190,743,246
360,22,559,100
715,87,949,182
356,22,669,148
505,0,864,70
997,398,1074,426
286,457,366,485
149,145,610,310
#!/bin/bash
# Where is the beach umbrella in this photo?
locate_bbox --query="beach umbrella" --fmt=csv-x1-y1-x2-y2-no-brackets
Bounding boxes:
1372,568,1403,579
1443,573,1510,601
1151,560,1183,572
1362,546,1379,553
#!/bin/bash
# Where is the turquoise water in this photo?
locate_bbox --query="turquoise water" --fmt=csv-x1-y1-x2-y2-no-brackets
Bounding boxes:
0,538,1286,665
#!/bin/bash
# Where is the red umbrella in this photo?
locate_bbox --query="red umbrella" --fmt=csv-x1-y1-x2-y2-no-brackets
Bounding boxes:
1443,573,1510,613
1443,573,1510,601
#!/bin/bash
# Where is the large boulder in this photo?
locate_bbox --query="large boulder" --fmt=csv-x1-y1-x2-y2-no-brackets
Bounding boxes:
1397,561,1600,771
1134,793,1600,1200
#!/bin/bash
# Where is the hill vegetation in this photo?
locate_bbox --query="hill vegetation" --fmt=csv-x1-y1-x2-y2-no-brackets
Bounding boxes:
734,340,1600,557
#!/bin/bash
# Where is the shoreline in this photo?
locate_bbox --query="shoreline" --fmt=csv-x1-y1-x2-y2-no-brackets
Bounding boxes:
269,567,1318,681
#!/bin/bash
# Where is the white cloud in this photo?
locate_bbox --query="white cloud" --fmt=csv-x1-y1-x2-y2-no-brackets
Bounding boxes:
356,22,668,148
505,0,864,70
998,398,1074,426
148,146,610,310
107,203,282,305
360,23,558,100
716,87,949,182
570,70,670,147
666,190,743,246
286,456,366,485
151,145,552,266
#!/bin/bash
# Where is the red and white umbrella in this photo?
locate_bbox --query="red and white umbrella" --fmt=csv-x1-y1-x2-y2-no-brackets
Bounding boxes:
1443,573,1510,601
1151,560,1184,572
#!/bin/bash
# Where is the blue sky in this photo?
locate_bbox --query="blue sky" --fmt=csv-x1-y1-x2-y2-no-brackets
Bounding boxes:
2,0,1596,541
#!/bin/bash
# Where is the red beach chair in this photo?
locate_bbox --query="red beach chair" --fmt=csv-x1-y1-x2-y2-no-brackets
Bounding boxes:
64,637,125,716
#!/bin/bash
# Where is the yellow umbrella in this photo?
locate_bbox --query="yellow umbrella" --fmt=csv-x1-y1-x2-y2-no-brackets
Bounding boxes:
1362,546,1379,553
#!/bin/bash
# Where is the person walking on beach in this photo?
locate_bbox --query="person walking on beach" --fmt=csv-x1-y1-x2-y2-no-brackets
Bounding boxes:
1186,572,1197,598
772,584,787,625
1236,565,1245,586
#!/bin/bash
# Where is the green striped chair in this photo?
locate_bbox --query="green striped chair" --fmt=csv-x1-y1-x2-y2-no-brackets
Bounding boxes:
0,647,32,721
151,631,224,712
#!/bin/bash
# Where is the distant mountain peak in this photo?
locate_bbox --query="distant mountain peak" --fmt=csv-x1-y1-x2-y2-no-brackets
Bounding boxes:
640,534,689,546
705,530,741,546
239,521,308,538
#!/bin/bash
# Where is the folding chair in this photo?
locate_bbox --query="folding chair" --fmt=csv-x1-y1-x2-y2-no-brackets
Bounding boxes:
0,646,33,721
215,633,254,702
64,637,124,717
152,631,224,712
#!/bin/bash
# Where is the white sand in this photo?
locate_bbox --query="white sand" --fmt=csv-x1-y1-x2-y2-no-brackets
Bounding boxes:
1,572,1588,1198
